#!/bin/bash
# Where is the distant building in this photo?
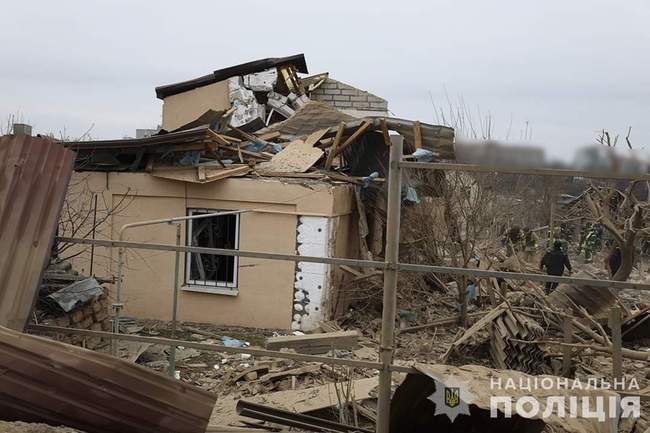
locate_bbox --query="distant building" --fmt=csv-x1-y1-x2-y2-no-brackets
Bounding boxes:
455,141,546,167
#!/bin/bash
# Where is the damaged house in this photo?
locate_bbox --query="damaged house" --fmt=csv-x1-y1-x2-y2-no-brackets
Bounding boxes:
64,54,454,331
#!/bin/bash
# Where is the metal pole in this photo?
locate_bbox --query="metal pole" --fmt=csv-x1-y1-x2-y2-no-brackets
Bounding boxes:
89,193,98,276
376,138,402,433
111,246,124,356
168,223,181,378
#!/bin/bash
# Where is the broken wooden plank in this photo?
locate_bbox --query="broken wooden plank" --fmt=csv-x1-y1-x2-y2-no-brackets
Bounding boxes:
331,121,372,158
380,118,391,146
257,364,321,383
441,304,507,361
265,331,360,354
256,140,324,173
255,131,281,141
304,128,330,147
324,122,346,170
413,120,422,149
397,312,484,334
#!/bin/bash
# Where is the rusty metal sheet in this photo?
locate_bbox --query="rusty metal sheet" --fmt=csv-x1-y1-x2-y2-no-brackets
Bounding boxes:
0,325,216,433
0,134,76,331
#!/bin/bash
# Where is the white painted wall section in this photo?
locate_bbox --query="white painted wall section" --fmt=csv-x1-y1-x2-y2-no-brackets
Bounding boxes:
292,216,336,331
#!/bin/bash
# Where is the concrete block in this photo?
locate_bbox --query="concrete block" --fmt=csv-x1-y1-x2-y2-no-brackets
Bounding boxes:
334,100,352,107
335,82,354,91
350,95,368,102
313,94,332,101
332,95,350,101
323,89,341,95
352,101,371,109
367,95,386,103
341,89,358,96
320,82,338,89
370,102,388,109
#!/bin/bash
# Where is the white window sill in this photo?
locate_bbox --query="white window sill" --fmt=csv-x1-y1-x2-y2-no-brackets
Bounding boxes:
182,285,239,296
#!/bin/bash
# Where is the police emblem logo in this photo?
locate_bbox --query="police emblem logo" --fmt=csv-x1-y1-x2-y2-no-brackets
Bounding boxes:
444,387,460,408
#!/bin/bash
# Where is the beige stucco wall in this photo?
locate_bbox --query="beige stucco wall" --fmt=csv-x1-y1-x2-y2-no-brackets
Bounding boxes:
161,80,230,131
64,172,355,330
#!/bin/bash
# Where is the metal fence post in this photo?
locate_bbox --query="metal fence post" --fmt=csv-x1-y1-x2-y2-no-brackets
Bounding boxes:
168,223,182,377
111,246,125,357
377,138,402,433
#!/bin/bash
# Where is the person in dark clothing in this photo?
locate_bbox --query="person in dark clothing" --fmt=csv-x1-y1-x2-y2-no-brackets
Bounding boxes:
540,240,572,294
607,247,622,278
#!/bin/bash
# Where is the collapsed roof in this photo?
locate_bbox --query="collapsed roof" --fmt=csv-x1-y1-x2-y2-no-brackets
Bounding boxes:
67,54,455,184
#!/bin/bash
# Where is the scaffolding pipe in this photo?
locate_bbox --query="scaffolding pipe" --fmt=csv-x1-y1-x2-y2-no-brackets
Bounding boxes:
168,223,181,377
376,139,402,433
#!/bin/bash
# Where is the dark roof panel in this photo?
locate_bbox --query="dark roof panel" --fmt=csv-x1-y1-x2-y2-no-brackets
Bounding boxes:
155,54,308,99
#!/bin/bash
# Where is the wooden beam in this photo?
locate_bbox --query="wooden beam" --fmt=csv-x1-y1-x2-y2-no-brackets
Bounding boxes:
413,120,422,149
324,122,345,170
609,306,623,385
380,118,391,146
561,316,573,377
265,330,360,354
331,121,372,159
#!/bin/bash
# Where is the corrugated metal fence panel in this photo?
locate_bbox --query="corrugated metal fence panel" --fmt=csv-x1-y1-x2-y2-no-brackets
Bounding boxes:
0,134,76,331
0,326,216,433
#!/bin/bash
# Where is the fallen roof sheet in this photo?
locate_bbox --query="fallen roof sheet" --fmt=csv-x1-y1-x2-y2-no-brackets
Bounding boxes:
64,125,214,151
0,134,76,331
155,54,309,99
0,325,216,433
259,101,455,159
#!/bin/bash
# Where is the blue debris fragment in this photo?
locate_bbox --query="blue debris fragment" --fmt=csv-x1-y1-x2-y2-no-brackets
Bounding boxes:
221,336,250,348
411,148,437,162
360,171,380,188
403,186,420,203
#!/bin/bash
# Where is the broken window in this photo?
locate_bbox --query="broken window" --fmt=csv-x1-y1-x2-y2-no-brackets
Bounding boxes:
185,209,239,289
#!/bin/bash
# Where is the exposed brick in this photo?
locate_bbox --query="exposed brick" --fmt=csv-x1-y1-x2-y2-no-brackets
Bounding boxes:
320,82,338,89
370,102,388,109
367,95,386,103
313,94,333,101
341,89,358,96
323,89,341,95
332,95,350,101
350,95,368,102
334,100,352,107
352,101,371,109
335,82,354,91
70,309,85,323
310,88,325,95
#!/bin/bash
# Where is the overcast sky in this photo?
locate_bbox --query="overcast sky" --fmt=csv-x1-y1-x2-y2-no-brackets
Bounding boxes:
2,0,648,161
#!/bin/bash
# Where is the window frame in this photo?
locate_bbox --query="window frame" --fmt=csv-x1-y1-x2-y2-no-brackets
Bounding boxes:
184,208,240,290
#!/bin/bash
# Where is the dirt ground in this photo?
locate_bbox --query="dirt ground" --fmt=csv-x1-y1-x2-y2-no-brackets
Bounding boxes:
0,421,83,433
